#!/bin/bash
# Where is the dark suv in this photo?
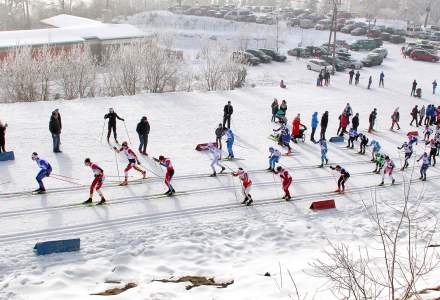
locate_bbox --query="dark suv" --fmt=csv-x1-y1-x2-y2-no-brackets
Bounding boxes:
259,49,287,62
231,51,260,65
245,49,272,63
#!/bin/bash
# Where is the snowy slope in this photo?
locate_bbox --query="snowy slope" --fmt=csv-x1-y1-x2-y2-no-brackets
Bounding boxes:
1,25,440,299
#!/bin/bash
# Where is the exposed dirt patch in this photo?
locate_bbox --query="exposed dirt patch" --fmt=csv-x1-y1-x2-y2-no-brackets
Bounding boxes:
152,275,234,290
90,282,137,296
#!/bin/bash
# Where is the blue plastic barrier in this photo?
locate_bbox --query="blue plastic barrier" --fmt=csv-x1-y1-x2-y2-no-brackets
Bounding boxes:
0,151,14,161
329,136,344,143
34,238,80,255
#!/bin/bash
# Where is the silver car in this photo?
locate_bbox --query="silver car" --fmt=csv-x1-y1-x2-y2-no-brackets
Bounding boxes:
307,59,335,73
370,48,388,59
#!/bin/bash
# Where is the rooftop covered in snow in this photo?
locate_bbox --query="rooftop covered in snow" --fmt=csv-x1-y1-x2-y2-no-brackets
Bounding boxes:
40,14,105,28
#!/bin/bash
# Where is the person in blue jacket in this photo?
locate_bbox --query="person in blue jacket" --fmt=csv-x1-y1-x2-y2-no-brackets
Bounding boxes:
379,71,385,87
31,152,52,193
268,147,281,171
310,112,319,142
314,138,328,167
226,128,235,159
370,140,381,162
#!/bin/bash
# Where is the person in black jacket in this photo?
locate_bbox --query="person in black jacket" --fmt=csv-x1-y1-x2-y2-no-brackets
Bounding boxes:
411,80,417,96
136,116,150,155
223,101,233,129
410,105,419,127
320,111,329,139
349,69,355,85
215,123,225,149
368,108,377,133
352,113,359,131
0,120,7,153
104,108,124,144
49,110,62,153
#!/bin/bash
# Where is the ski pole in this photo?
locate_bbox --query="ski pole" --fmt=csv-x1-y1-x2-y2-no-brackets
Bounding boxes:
51,173,79,180
114,149,120,178
100,119,107,143
50,176,83,186
123,121,133,145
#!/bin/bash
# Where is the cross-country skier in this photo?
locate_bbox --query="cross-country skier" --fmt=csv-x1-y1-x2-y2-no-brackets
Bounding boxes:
373,153,385,174
370,139,381,161
368,108,377,133
268,147,281,171
208,144,226,176
346,127,357,149
31,152,52,194
158,155,175,195
274,166,292,200
408,134,418,146
358,133,369,154
273,124,292,155
417,152,430,181
314,138,328,167
104,108,124,144
232,167,253,206
397,141,413,170
330,165,350,193
113,141,146,185
391,108,401,130
426,139,437,166
424,124,433,141
83,158,106,205
226,128,235,159
380,156,395,186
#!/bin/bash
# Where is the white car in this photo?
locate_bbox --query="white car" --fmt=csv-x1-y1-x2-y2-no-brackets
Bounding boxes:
306,59,335,73
370,48,388,59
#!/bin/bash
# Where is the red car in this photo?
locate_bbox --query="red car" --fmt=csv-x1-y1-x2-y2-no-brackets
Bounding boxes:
367,29,381,38
410,49,439,62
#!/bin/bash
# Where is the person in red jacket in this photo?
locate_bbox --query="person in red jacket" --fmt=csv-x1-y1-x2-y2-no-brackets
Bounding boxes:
337,113,349,136
291,114,304,143
157,155,175,195
274,166,292,200
232,167,253,206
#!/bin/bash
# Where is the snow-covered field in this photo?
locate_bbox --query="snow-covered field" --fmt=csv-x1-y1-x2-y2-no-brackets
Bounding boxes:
1,13,440,300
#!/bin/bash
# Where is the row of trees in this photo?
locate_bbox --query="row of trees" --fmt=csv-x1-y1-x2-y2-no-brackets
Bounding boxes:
0,39,248,103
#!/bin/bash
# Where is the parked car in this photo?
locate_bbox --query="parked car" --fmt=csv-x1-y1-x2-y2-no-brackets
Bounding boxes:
245,49,272,63
337,55,363,69
231,51,260,65
287,47,311,58
361,53,383,67
351,27,367,36
259,49,287,62
224,10,238,20
320,55,347,71
256,15,275,25
350,39,378,51
306,59,335,73
306,46,328,56
367,29,382,38
381,32,391,41
315,19,331,30
336,48,351,57
299,19,315,29
390,35,406,44
429,31,440,41
409,49,439,62
341,24,356,33
370,48,388,59
287,18,300,27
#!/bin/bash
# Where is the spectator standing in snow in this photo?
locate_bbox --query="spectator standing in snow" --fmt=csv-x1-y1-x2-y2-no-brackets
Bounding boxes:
136,116,150,155
349,69,355,85
410,105,419,127
411,80,418,96
320,111,328,139
433,80,437,95
368,76,372,89
379,71,385,87
215,123,224,149
311,112,319,142
352,113,359,132
355,71,360,86
223,101,233,129
0,120,7,153
419,105,426,126
104,108,124,144
280,80,286,88
391,108,401,130
49,110,62,153
337,113,349,136
271,98,279,122
368,108,377,133
324,70,330,86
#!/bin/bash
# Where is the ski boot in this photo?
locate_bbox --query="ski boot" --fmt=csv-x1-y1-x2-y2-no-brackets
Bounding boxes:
391,179,395,185
120,180,128,186
241,197,249,204
325,159,329,165
379,181,384,186
142,171,147,179
334,188,341,193
285,195,291,201
83,198,93,204
210,172,217,177
97,198,106,205
33,188,42,193
37,189,46,194
246,199,253,206
319,163,324,168
220,166,226,174
164,189,171,195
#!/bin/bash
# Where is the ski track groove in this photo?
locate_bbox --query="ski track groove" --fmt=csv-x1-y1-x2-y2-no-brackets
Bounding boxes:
0,174,438,244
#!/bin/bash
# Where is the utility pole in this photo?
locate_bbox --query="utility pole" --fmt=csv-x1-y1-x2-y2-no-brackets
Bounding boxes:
276,14,279,52
424,0,434,28
326,0,339,73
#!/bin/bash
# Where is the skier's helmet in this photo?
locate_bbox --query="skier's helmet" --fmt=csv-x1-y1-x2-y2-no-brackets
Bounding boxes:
159,155,165,161
276,166,283,172
269,147,274,152
31,152,38,160
122,141,128,147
